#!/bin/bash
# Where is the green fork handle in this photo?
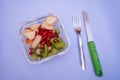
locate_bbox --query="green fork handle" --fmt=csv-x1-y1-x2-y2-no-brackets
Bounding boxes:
88,41,103,77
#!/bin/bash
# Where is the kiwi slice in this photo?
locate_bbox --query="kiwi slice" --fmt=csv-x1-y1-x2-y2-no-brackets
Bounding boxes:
52,38,66,50
41,44,48,58
31,54,37,60
48,48,58,57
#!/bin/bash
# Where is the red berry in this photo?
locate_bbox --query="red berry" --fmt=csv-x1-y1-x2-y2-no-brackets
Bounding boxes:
47,42,51,47
29,48,32,50
55,34,59,37
54,38,58,43
49,30,53,33
29,51,33,55
40,44,44,48
38,31,42,35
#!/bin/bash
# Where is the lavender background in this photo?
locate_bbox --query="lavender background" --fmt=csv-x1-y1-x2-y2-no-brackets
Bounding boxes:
0,0,120,80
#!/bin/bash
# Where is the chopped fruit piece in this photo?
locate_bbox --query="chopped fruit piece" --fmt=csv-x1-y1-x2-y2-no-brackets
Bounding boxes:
40,44,44,48
35,48,41,55
26,38,33,45
49,25,54,30
42,21,49,27
23,28,35,40
41,44,48,58
32,35,41,48
24,28,31,32
29,51,33,55
30,24,40,32
42,21,54,30
52,38,66,50
31,54,37,60
48,48,58,57
46,16,58,25
48,46,52,51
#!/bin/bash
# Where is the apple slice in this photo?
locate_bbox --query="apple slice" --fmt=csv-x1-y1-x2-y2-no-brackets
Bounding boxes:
42,21,54,30
24,28,31,32
45,16,58,25
32,35,41,48
30,24,40,32
23,28,35,40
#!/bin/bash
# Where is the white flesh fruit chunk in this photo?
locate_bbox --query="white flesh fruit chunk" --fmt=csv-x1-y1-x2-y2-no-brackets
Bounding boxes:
30,24,40,31
23,29,35,40
30,24,40,32
32,35,41,48
35,48,41,55
49,25,54,30
42,21,54,30
24,28,31,32
46,16,58,25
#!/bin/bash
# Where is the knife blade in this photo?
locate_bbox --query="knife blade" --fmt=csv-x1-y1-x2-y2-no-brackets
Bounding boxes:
82,11,103,77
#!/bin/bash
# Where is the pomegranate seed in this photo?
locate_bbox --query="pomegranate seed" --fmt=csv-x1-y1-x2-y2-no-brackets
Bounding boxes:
38,31,42,35
49,30,53,33
47,42,51,47
29,51,33,55
29,48,33,50
42,41,45,45
54,39,58,43
40,44,44,48
55,34,59,37
47,37,50,41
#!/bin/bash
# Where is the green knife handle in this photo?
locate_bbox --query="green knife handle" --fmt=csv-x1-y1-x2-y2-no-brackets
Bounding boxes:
88,41,103,77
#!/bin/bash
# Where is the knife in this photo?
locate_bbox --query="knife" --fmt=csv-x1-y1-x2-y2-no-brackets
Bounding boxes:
82,11,103,77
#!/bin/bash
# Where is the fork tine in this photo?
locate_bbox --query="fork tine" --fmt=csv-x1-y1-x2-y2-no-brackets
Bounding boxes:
78,16,80,25
72,16,77,26
77,16,81,26
72,16,81,27
72,16,75,26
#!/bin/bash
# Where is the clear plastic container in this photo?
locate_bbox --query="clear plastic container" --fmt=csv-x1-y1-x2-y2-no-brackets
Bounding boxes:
19,13,70,64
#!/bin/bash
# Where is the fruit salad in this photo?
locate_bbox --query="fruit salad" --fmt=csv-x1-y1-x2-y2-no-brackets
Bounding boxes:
23,16,66,60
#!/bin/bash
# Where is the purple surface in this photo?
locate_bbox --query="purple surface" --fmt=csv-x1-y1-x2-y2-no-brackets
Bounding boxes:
0,0,120,80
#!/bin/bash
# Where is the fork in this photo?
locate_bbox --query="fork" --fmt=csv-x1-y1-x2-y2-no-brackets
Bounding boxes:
72,16,86,71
